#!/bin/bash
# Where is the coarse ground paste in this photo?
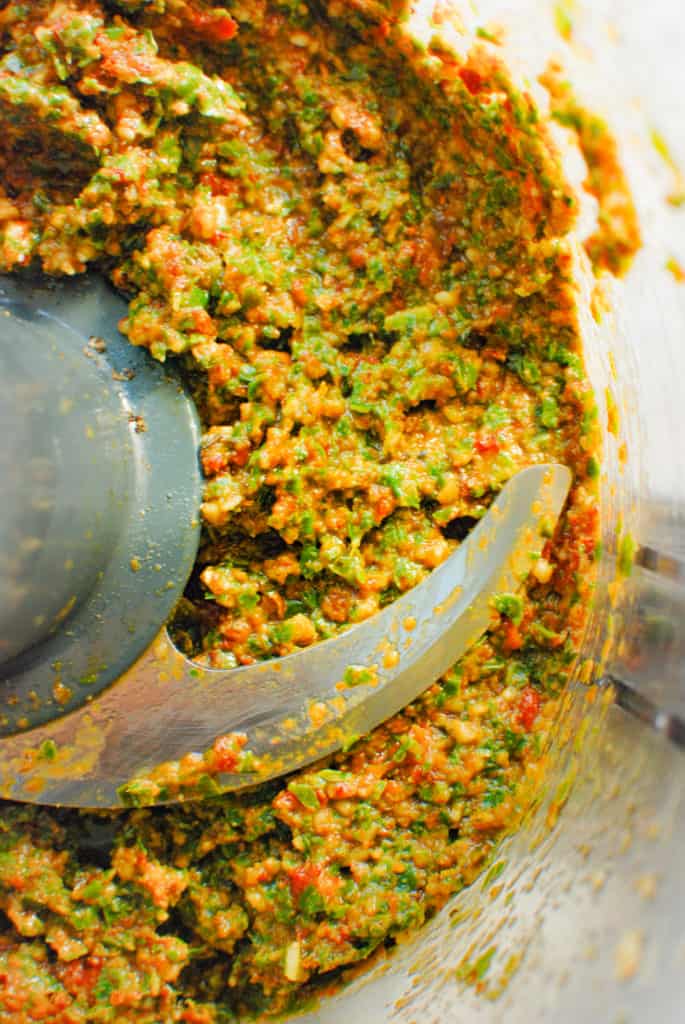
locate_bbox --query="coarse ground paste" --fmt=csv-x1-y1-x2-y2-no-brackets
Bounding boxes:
0,0,638,1019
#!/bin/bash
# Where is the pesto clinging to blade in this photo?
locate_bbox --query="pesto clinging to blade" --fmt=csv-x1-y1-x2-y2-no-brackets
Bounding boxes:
0,0,636,1019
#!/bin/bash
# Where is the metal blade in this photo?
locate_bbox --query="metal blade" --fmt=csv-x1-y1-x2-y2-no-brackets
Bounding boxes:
0,463,571,808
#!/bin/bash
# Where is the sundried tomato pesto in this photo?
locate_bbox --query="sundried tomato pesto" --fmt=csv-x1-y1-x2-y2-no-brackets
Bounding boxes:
0,0,636,1020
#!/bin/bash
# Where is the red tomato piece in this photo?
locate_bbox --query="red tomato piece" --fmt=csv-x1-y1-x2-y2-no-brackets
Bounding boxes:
517,686,541,731
459,67,483,94
502,620,523,652
200,172,236,196
202,450,229,476
60,956,103,996
475,434,500,455
189,11,238,42
288,862,322,897
211,733,246,772
213,15,238,41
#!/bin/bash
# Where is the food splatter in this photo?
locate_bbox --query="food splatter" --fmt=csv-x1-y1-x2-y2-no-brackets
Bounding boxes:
541,62,641,276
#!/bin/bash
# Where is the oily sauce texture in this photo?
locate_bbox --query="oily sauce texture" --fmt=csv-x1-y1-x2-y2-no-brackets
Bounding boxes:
0,0,636,1019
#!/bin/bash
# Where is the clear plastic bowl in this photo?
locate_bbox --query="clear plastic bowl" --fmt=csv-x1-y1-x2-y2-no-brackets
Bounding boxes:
292,2,685,1021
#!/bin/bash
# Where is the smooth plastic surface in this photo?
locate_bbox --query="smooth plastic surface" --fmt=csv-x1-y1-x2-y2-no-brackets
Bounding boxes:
0,274,203,733
0,313,128,663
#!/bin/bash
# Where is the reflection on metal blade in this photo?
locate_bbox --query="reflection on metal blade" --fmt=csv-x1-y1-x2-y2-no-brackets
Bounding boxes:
0,464,571,809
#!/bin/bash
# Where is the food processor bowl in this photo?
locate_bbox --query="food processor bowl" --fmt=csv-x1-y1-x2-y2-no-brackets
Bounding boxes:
289,1,685,1021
